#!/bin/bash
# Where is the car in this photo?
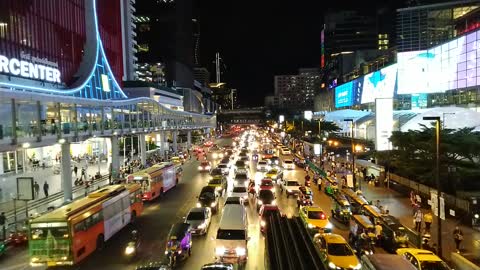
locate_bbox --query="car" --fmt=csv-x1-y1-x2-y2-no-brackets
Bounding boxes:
262,149,275,159
234,160,248,173
200,263,234,270
209,168,223,178
258,178,275,193
256,189,276,211
270,156,280,166
280,179,301,197
257,160,270,172
204,141,214,147
217,163,230,175
208,175,228,194
282,159,295,170
197,186,220,213
229,185,248,204
280,148,291,155
233,172,250,186
299,205,332,234
198,161,211,172
265,168,283,183
224,196,243,206
185,207,212,235
313,233,362,270
170,156,184,165
259,205,280,233
239,155,249,162
396,248,452,270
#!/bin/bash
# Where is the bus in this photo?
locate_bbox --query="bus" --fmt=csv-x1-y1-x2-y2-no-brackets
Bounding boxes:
127,162,178,201
28,183,143,267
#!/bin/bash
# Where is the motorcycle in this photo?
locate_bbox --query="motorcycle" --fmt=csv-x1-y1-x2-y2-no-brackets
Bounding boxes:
165,223,192,267
124,230,140,261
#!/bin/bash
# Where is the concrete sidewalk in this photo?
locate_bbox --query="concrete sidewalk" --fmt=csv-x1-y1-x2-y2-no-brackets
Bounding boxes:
319,158,480,262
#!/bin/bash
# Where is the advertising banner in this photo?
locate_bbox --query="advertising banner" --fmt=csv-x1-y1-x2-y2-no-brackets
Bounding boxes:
334,78,363,108
361,64,397,104
17,177,34,201
375,98,393,151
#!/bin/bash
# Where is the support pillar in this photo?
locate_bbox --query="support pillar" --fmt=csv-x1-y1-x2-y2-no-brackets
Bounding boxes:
61,141,72,202
139,135,146,166
159,131,166,157
172,131,178,154
187,131,192,149
111,136,120,180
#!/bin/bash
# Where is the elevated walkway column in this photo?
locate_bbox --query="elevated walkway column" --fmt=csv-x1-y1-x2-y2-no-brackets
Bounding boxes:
187,131,192,149
139,135,146,166
61,141,72,202
172,131,178,154
111,136,120,180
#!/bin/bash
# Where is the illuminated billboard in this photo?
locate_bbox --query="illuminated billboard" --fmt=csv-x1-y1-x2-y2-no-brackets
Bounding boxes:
361,64,397,104
334,78,363,108
397,31,479,94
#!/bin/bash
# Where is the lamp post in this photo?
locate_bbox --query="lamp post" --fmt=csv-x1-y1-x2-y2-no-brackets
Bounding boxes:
423,116,442,258
344,119,358,190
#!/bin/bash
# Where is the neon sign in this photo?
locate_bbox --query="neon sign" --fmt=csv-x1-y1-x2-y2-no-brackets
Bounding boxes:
0,55,61,83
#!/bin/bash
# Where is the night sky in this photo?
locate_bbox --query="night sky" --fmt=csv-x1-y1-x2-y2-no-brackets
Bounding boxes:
196,0,402,107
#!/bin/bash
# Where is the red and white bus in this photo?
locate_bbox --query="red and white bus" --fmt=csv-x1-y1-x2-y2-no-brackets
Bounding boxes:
28,183,143,266
127,162,179,201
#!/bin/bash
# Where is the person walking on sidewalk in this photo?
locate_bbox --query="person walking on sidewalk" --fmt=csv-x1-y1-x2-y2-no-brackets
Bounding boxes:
73,165,78,177
33,181,40,199
43,181,49,198
80,167,86,181
414,209,423,232
424,211,433,233
453,226,464,253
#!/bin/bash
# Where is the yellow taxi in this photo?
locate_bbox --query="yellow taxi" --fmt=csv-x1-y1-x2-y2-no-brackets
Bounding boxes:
265,168,283,183
396,248,452,270
313,233,361,270
170,156,183,165
299,205,332,234
207,175,227,194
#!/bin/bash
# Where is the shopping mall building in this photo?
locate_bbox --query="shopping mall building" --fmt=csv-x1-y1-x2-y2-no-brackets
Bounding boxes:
316,1,480,151
0,0,215,175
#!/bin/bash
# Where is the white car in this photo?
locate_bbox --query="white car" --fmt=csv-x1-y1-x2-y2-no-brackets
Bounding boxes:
217,163,230,175
229,185,249,204
185,207,212,235
257,160,270,172
280,148,291,155
281,179,301,197
282,159,295,170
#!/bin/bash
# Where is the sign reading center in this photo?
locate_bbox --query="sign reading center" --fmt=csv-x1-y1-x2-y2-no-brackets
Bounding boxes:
0,55,61,83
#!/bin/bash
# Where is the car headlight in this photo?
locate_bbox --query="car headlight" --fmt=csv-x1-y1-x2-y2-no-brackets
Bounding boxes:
211,202,217,207
234,180,238,185
308,223,315,229
272,200,276,205
243,195,248,199
198,166,203,170
198,222,207,229
215,247,226,255
326,222,333,229
206,166,211,170
235,247,246,256
275,160,279,164
219,153,224,158
328,261,338,269
353,263,362,270
213,153,218,158
258,200,263,205
260,220,266,227
125,246,135,255
196,202,201,207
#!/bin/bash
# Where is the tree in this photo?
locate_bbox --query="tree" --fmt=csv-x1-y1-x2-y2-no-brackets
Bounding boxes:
375,123,480,193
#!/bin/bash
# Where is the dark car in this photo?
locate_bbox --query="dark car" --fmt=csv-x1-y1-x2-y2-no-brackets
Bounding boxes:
197,186,220,213
259,205,280,233
256,189,276,211
209,168,223,177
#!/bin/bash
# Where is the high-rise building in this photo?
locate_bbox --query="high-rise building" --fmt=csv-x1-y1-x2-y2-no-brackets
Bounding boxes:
397,0,480,52
274,68,320,112
121,0,137,81
209,83,237,111
194,67,210,87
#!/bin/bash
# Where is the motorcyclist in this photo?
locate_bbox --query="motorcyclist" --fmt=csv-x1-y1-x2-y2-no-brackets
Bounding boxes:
131,230,139,243
304,174,311,187
356,232,373,255
248,180,256,197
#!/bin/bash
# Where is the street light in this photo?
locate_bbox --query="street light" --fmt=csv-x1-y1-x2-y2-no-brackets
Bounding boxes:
344,118,358,190
423,116,442,258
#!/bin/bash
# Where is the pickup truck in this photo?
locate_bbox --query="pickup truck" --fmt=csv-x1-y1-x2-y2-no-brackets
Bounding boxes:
280,179,302,198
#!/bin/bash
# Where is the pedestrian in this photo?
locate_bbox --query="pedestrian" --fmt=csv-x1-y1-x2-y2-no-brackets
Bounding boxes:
73,165,78,177
375,222,383,246
414,209,423,232
43,181,49,198
33,181,40,199
375,199,381,208
0,212,6,240
81,167,86,180
424,211,433,233
453,226,464,253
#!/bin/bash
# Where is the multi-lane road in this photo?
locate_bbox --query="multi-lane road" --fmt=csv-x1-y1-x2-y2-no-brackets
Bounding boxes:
2,136,359,270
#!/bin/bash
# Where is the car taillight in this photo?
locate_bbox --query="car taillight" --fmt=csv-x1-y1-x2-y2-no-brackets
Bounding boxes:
320,213,326,219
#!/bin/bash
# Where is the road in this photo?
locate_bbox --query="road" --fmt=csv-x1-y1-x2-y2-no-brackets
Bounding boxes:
1,136,384,270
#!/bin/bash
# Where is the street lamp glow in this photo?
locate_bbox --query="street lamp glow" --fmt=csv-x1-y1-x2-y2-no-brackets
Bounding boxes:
22,142,31,148
354,144,363,152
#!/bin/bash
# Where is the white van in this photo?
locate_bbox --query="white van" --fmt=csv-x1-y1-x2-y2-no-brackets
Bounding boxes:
215,204,248,264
